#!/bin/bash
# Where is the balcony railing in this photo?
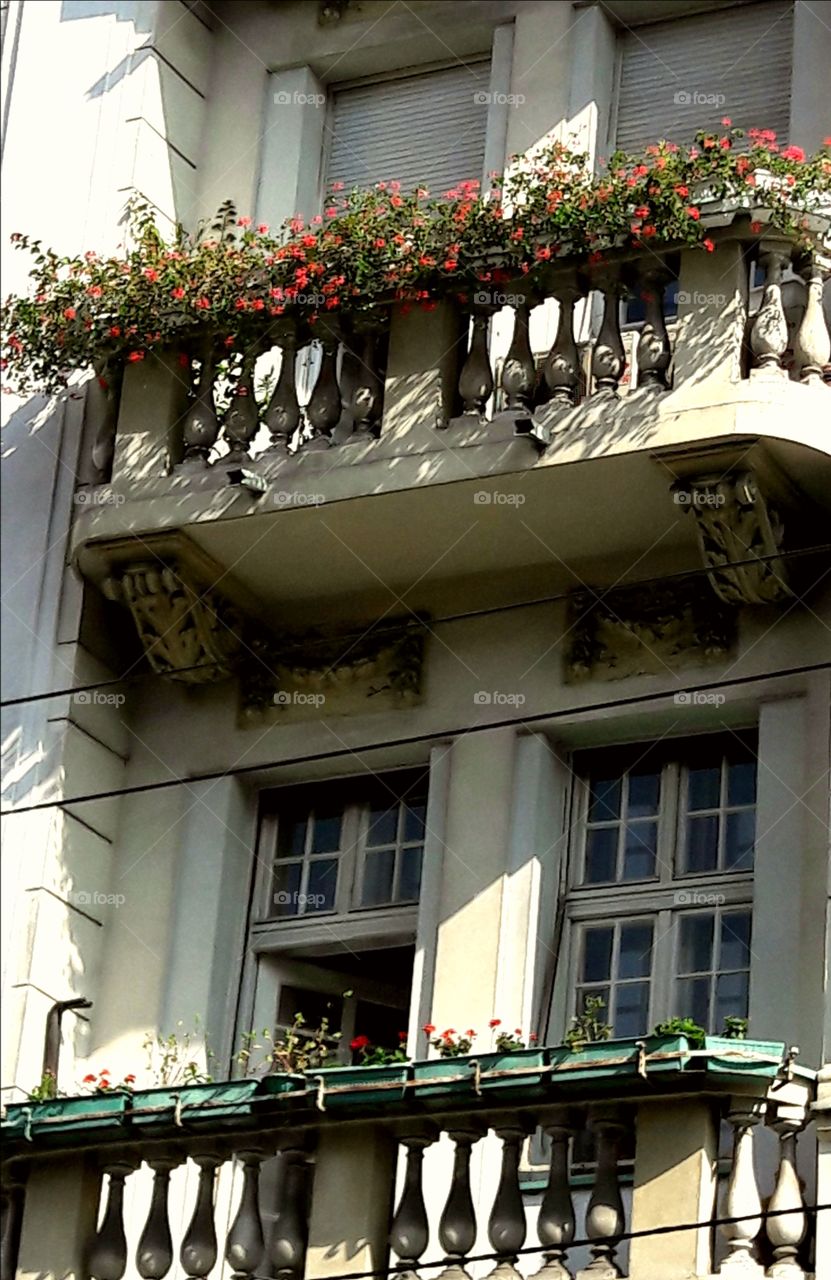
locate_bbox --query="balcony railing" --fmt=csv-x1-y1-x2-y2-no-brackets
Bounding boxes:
0,1038,820,1279
81,215,830,493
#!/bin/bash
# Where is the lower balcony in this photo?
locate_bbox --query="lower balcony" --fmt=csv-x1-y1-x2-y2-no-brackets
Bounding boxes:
1,1038,822,1279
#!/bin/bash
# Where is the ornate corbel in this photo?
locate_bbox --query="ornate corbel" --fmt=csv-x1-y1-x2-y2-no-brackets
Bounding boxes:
672,469,793,605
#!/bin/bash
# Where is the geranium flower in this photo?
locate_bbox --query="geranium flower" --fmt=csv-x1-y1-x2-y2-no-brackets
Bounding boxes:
237,216,252,227
350,1034,371,1051
63,307,76,320
781,145,805,162
489,1018,501,1028
423,1024,436,1034
127,351,145,362
703,238,715,252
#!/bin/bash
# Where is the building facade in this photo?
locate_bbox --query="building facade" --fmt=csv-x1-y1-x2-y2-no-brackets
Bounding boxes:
1,1,830,1278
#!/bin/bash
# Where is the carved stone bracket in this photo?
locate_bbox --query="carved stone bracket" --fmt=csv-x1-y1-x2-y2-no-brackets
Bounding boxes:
103,561,247,683
565,577,736,683
672,470,793,605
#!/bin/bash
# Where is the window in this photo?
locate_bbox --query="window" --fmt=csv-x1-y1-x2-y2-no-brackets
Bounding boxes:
259,770,428,922
613,1,793,153
561,734,757,1037
325,60,491,194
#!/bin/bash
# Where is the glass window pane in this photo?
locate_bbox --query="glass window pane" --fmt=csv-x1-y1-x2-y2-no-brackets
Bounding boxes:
589,777,621,822
310,808,343,854
627,771,660,817
306,857,339,911
622,821,657,880
619,922,653,978
277,816,307,859
678,913,714,974
398,845,423,901
584,827,618,883
720,912,751,970
725,811,755,870
366,806,398,847
727,759,756,806
715,971,749,1025
272,861,302,915
685,815,719,873
688,766,721,811
582,927,613,983
615,982,650,1037
402,801,427,842
676,975,711,1029
361,849,395,906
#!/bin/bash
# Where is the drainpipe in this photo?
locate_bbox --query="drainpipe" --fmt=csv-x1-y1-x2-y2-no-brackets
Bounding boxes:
42,998,92,1083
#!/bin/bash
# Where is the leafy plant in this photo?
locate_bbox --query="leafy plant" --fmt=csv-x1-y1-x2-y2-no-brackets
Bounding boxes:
722,1016,749,1040
143,1019,213,1086
81,1068,136,1094
27,1070,59,1101
237,1004,342,1076
653,1017,707,1048
564,997,612,1050
349,1032,410,1065
424,1024,476,1058
489,1018,539,1052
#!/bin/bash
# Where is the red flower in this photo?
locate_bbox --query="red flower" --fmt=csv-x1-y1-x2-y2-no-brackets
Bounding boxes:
529,1032,539,1042
489,1018,501,1028
83,1073,96,1084
86,285,103,297
398,1031,408,1041
63,307,76,320
686,206,700,220
325,207,338,217
634,206,650,219
444,259,458,270
109,325,121,337
127,351,145,362
750,220,763,233
423,1024,436,1034
301,235,317,248
350,1034,371,1051
257,223,269,234
781,145,805,163
237,216,252,227
252,298,265,310
123,1074,136,1084
464,1029,476,1038
195,297,210,309
235,298,248,310
674,184,689,197
171,287,185,300
374,238,386,249
721,116,732,126
143,268,158,282
703,238,715,253
720,137,732,150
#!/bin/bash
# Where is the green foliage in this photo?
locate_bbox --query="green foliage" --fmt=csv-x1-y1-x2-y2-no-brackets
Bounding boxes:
27,1070,59,1101
143,1019,214,1086
565,996,612,1049
722,1016,749,1040
237,996,347,1075
653,1017,707,1048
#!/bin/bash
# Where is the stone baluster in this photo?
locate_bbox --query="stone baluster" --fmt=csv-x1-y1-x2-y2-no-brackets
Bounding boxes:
223,349,260,462
267,1146,311,1280
264,326,301,453
136,1159,177,1279
544,285,581,406
720,1100,764,1273
636,267,673,389
501,302,536,412
750,244,791,371
182,345,220,465
390,1132,435,1274
346,325,384,441
437,1125,483,1276
305,326,342,448
591,276,625,396
0,1167,27,1280
180,1154,221,1279
488,1120,531,1278
88,1163,134,1280
793,256,831,383
533,1111,577,1280
225,1151,265,1279
458,308,494,418
765,1103,807,1277
580,1106,627,1279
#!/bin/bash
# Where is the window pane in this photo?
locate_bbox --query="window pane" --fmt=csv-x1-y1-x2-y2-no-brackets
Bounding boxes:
272,861,302,915
622,821,657,880
361,849,395,906
685,815,719,872
306,857,339,911
398,845,423,901
688,766,720,811
678,913,714,974
715,971,749,1025
619,922,653,978
627,771,660,817
402,801,427,842
725,811,755,870
720,912,751,970
310,809,342,854
584,827,618,883
676,975,711,1029
727,759,756,806
366,806,398,847
582,927,613,983
615,982,650,1037
589,777,621,822
277,816,307,859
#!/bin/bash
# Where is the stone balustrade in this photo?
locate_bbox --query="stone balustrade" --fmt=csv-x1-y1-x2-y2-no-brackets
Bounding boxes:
0,1061,820,1280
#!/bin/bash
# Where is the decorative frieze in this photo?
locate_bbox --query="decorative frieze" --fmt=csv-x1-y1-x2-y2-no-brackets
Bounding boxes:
565,578,736,683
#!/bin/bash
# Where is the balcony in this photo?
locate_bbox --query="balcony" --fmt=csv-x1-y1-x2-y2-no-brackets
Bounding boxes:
0,1038,822,1279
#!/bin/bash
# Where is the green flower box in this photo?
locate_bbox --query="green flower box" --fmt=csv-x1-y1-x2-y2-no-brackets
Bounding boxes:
308,1063,411,1108
412,1056,481,1099
549,1035,691,1085
470,1048,549,1092
703,1037,785,1077
130,1079,261,1127
255,1072,312,1107
2,1092,131,1138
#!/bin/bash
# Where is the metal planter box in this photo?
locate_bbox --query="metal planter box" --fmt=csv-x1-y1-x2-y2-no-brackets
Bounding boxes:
549,1035,691,1085
2,1092,131,1139
129,1079,261,1127
309,1063,411,1108
703,1037,785,1077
